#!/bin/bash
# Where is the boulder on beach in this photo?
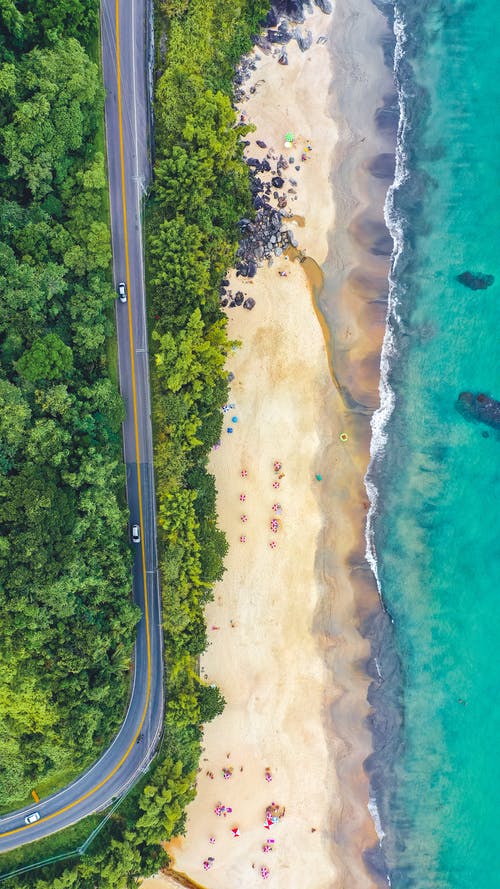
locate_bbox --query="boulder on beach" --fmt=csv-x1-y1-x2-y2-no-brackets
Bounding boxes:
314,0,333,12
456,271,495,291
278,49,289,65
243,298,256,310
256,140,267,149
456,391,500,429
294,28,313,52
267,28,292,44
272,175,285,188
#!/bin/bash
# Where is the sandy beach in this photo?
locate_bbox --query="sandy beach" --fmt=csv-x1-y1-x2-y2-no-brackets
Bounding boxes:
141,4,389,888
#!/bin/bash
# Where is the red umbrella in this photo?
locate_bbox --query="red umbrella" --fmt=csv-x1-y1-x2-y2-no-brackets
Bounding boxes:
231,826,240,837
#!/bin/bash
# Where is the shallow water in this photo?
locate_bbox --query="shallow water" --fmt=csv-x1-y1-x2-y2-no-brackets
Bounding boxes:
367,0,500,885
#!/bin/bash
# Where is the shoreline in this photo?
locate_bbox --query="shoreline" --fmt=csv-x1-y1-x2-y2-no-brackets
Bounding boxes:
141,2,393,886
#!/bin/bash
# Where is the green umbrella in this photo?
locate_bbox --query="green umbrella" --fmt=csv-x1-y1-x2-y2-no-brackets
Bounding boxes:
284,132,294,143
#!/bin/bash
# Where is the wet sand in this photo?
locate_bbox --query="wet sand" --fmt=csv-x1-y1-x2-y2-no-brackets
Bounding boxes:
141,2,394,887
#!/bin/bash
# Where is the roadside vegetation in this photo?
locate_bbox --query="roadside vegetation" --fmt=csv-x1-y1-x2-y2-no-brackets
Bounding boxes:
0,1,140,812
0,0,268,885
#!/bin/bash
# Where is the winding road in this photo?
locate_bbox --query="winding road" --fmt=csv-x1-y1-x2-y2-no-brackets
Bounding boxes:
0,0,163,853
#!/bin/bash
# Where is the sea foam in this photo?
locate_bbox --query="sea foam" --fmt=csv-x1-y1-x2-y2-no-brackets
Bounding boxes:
364,3,408,599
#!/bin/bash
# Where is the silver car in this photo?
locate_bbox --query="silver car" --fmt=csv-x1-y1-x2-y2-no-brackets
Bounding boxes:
117,282,127,303
131,523,141,544
25,811,40,825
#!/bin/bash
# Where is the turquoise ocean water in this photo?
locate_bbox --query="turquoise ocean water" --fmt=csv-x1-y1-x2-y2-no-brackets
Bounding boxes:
366,1,500,886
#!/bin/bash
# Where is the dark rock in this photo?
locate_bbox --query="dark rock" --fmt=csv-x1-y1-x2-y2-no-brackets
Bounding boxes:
278,49,289,65
314,0,333,12
294,29,313,52
247,157,260,167
234,292,245,306
227,371,235,382
229,301,236,308
221,278,230,287
289,178,297,186
247,260,257,278
261,159,271,172
256,140,267,149
221,298,228,307
267,28,292,44
274,0,305,23
457,271,495,291
295,165,301,171
265,8,279,26
456,391,500,429
272,176,285,188
243,298,256,310
253,195,264,210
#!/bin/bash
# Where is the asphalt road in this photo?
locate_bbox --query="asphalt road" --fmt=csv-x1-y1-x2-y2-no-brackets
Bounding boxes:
0,0,163,852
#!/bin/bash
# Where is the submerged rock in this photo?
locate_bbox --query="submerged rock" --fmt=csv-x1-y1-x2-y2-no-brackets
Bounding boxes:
457,270,495,290
456,391,500,429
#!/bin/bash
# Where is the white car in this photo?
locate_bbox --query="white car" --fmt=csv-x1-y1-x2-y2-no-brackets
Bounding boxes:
117,282,127,303
131,523,141,544
25,811,40,825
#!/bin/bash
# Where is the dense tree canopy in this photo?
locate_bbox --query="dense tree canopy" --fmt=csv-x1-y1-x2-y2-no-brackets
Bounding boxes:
0,23,137,810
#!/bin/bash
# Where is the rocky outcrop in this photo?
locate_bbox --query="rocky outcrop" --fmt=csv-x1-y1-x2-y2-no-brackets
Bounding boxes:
457,271,495,291
456,392,500,429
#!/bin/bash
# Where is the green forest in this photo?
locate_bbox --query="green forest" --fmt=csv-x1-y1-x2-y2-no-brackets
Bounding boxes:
0,0,140,810
0,0,269,886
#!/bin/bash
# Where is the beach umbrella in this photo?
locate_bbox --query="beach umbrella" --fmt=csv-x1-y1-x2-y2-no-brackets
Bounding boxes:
269,540,277,549
271,503,281,513
260,865,270,879
339,432,348,442
241,469,248,477
239,535,247,543
240,514,248,523
231,826,240,837
239,493,247,501
227,427,233,434
273,460,282,472
272,480,280,489
232,416,238,423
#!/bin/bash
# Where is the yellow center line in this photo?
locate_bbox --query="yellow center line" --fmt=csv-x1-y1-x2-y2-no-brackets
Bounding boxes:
0,0,153,840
